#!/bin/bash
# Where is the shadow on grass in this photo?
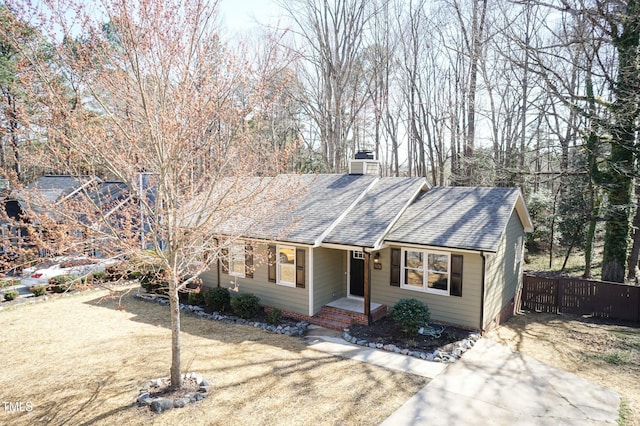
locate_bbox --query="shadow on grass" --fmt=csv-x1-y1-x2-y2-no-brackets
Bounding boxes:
83,288,315,354
77,288,428,425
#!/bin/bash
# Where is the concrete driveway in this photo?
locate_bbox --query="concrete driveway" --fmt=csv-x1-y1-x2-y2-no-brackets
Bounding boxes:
381,338,620,425
305,326,620,425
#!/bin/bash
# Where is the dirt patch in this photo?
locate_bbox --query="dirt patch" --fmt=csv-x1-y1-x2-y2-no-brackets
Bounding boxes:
487,311,640,425
348,316,475,353
0,287,427,425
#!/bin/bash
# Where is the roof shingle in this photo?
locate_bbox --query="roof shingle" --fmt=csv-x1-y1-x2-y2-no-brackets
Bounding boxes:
385,186,522,252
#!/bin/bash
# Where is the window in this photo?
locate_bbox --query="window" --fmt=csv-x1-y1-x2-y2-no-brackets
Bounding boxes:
401,249,450,295
352,251,364,259
228,242,246,278
268,245,305,288
278,245,296,286
221,241,253,279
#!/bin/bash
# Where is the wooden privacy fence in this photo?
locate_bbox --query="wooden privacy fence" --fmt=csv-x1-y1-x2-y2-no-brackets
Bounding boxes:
522,274,640,323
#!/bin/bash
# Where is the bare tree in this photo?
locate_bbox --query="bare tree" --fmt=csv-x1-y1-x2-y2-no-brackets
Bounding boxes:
281,0,374,172
10,0,296,389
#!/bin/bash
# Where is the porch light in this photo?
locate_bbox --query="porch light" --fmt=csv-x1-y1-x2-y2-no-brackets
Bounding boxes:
373,252,382,269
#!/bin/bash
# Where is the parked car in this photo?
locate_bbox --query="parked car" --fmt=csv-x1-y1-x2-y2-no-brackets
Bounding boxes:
21,256,119,287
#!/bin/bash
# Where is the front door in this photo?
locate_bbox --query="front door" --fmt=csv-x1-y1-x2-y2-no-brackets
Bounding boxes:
350,251,365,297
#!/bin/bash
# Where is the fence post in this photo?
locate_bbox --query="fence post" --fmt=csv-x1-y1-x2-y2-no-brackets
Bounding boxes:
555,277,561,314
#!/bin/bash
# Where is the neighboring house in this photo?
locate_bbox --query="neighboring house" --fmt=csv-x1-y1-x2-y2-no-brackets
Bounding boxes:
201,155,533,332
0,175,132,258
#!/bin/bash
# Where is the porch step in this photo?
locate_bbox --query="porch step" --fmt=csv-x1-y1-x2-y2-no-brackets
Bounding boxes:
309,307,354,331
308,316,352,331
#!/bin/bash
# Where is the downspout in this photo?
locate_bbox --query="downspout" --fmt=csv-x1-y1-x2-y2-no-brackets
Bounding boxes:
480,251,486,333
308,247,314,317
215,238,221,288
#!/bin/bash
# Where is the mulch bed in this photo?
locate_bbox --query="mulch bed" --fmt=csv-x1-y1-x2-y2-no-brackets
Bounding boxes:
348,316,475,353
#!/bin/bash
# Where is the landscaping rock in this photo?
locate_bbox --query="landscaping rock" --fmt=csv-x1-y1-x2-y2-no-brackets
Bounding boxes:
138,397,153,407
173,397,191,408
150,399,174,413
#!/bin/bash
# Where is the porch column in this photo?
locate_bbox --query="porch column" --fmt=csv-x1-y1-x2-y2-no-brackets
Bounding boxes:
364,251,371,324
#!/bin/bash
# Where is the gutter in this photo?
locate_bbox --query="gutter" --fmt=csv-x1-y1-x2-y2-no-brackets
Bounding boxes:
480,251,486,332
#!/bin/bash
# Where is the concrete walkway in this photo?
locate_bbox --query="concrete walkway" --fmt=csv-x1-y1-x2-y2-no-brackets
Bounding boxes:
305,326,446,379
305,326,620,425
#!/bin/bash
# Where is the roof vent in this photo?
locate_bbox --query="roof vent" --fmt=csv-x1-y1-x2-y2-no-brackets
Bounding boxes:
349,151,380,175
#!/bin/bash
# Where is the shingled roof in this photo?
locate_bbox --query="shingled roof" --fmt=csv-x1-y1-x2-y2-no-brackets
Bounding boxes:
323,177,428,247
229,174,379,245
385,186,531,252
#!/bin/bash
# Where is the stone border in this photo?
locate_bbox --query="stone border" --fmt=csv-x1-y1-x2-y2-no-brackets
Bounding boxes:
136,292,479,364
134,293,310,336
137,373,210,413
340,329,482,363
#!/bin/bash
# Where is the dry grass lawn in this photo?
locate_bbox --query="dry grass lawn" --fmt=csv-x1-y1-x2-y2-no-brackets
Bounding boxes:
0,288,427,425
487,311,640,426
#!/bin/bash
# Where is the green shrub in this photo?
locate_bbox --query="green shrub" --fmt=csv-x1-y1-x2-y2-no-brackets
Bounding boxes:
29,285,47,297
0,279,19,289
105,264,125,281
391,298,430,335
128,271,142,280
188,291,205,306
230,292,261,319
3,289,18,301
266,308,283,325
203,287,230,312
139,269,169,295
48,274,78,293
91,271,107,282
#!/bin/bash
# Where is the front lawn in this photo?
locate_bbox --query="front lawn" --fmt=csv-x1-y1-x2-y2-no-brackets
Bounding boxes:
0,287,427,425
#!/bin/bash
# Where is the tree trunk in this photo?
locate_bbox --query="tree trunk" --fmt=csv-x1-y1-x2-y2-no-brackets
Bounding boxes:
169,283,182,389
626,192,640,280
602,0,639,283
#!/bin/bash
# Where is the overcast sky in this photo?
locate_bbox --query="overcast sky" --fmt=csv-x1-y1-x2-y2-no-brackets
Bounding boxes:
218,0,280,33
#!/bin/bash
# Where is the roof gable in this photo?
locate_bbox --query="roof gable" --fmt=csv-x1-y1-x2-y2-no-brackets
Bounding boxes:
385,186,530,252
323,177,427,247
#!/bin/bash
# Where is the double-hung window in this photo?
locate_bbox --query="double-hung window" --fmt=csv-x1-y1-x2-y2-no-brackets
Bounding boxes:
267,245,305,288
401,249,450,295
222,241,253,279
228,242,246,278
277,245,296,287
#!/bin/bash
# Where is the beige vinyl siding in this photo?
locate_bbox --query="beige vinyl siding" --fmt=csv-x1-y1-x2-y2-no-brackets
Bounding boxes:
200,242,310,316
312,247,346,313
483,210,525,328
371,247,483,329
199,266,219,288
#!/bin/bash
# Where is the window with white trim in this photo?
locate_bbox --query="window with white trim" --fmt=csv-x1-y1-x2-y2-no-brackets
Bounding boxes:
228,242,246,278
277,245,296,286
401,249,450,295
